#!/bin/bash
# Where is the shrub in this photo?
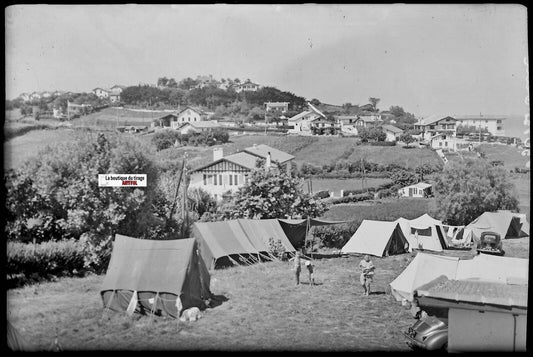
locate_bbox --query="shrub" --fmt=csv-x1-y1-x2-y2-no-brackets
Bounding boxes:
268,237,287,259
7,239,86,287
313,190,331,199
311,222,360,249
328,192,374,204
367,141,396,146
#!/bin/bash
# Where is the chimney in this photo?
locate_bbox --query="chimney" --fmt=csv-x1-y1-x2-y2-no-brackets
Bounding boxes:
266,151,272,170
213,148,223,161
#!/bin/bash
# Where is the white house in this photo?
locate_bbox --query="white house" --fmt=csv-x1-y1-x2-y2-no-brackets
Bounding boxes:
92,87,110,99
414,115,458,141
287,102,327,135
430,133,457,151
109,85,126,103
265,102,289,113
398,182,433,198
381,124,404,142
178,121,221,135
170,106,210,129
19,93,31,102
29,92,42,101
188,144,294,201
233,80,261,93
454,115,506,136
335,115,359,136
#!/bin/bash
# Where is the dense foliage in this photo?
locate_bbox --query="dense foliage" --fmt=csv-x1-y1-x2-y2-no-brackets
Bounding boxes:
433,159,520,225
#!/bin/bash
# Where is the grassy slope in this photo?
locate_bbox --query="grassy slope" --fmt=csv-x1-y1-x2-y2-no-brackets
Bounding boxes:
8,236,529,351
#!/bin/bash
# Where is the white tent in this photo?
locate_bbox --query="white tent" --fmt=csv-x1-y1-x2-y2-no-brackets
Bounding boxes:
394,214,448,252
497,210,530,237
341,220,409,257
390,252,529,302
390,252,461,302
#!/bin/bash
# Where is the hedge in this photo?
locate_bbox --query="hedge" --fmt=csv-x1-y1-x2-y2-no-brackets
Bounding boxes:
7,239,86,287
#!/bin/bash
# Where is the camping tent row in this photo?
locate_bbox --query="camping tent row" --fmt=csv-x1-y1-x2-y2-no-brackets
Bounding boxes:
341,214,448,257
389,252,529,302
193,219,296,270
449,210,529,247
193,218,345,270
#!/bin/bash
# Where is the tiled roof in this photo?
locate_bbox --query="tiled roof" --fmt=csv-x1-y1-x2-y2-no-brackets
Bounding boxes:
416,276,528,308
224,152,259,170
381,124,403,133
418,115,457,126
243,144,295,164
405,182,432,189
288,110,314,122
177,106,207,116
180,121,220,129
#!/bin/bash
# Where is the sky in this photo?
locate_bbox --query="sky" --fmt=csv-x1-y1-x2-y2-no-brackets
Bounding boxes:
5,4,529,120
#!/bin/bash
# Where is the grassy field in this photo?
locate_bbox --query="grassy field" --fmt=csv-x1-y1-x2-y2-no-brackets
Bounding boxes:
7,236,528,351
510,174,531,221
306,177,392,196
321,198,438,222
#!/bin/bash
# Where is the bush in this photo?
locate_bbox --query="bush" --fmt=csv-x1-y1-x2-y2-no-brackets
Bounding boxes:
7,239,86,287
313,190,331,199
311,222,360,249
268,237,287,259
366,141,396,146
328,192,374,204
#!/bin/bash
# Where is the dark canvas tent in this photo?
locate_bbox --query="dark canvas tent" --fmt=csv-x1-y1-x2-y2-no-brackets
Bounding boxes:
341,220,409,257
466,211,523,240
278,218,347,248
193,219,296,270
100,235,211,319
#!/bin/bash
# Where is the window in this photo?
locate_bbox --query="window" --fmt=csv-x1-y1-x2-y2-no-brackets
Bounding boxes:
485,120,488,123
439,142,442,147
229,175,233,185
497,120,502,124
497,126,502,130
213,175,217,185
188,117,191,122
203,174,207,185
445,141,448,147
234,175,238,185
430,125,435,130
219,175,222,186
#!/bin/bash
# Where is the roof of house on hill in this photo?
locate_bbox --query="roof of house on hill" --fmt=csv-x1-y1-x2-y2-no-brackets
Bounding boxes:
357,116,382,123
242,144,295,164
334,115,359,120
418,115,457,126
288,110,314,122
177,106,208,116
359,104,374,110
416,276,528,308
381,124,404,133
179,121,220,129
404,182,432,189
308,102,327,118
454,115,507,121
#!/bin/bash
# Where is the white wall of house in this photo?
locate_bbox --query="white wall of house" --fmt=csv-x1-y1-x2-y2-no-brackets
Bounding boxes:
176,108,206,125
431,136,457,151
189,171,248,200
385,131,397,142
456,119,505,136
398,186,428,198
448,308,526,352
93,89,109,98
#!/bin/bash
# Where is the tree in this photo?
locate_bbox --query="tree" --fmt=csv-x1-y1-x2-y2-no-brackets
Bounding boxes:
388,169,418,188
310,98,321,106
433,159,519,225
399,132,415,147
227,167,328,219
368,97,380,112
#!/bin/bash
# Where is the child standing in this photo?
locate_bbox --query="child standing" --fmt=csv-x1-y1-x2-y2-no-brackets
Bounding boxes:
305,260,315,286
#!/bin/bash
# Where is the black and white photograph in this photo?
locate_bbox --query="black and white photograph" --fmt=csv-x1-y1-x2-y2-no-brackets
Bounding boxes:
4,4,530,352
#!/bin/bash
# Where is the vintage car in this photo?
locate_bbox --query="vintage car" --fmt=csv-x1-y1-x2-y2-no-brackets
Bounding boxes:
404,315,448,351
476,231,504,256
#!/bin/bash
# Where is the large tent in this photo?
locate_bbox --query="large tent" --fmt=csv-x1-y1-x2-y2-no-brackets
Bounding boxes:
390,252,529,302
193,219,296,270
101,235,212,319
394,214,448,252
466,211,524,240
341,220,409,257
278,218,346,248
390,253,460,302
498,210,530,237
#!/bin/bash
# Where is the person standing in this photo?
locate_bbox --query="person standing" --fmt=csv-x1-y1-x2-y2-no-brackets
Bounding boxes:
305,260,315,286
289,251,302,286
359,254,375,296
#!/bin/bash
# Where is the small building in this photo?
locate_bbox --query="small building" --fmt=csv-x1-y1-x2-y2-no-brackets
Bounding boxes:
335,115,359,136
354,116,383,129
29,92,42,101
287,102,327,135
265,102,289,113
414,115,457,140
430,133,457,151
416,277,527,352
92,87,110,99
109,85,126,103
116,125,148,134
381,124,404,142
178,121,221,135
398,182,433,198
170,106,210,128
233,80,261,93
19,92,31,102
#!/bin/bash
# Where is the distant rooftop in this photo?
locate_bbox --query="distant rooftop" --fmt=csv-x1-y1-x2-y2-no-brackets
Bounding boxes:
243,144,295,164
